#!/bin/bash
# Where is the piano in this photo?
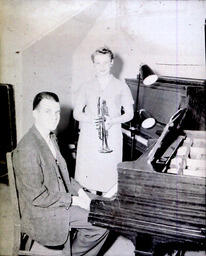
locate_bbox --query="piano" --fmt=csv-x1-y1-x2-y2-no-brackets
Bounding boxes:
88,77,206,256
122,76,206,160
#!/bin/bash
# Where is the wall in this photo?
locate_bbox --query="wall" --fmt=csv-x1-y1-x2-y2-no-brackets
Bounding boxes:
72,0,206,91
0,0,205,140
0,0,97,139
22,1,107,137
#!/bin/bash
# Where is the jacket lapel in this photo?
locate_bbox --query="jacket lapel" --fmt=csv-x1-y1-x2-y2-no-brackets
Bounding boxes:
30,125,71,191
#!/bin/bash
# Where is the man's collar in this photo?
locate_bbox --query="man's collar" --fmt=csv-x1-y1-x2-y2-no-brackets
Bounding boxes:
33,124,51,143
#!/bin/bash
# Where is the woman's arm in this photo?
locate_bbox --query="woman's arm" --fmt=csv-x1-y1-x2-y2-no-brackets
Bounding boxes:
105,104,134,130
105,81,134,130
112,104,134,124
73,103,91,123
73,86,92,123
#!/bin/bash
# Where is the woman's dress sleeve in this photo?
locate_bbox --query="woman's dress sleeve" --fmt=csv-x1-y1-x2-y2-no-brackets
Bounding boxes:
73,86,91,123
121,83,134,108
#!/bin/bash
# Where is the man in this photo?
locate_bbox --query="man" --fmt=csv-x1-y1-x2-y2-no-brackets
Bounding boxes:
13,91,108,255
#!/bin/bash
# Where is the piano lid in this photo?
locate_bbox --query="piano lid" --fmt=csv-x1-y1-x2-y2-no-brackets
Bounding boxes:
148,107,187,163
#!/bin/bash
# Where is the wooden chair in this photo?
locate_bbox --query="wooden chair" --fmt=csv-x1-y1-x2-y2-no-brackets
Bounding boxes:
6,152,70,256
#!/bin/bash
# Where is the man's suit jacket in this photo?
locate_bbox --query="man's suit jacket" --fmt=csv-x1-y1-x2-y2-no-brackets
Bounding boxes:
13,125,81,246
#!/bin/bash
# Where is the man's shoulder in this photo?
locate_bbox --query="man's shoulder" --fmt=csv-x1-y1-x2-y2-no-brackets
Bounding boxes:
15,126,38,152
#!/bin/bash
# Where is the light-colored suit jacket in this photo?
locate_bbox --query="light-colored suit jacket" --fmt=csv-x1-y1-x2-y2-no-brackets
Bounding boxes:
13,125,81,246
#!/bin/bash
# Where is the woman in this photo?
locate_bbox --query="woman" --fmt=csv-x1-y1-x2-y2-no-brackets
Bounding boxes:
73,47,134,195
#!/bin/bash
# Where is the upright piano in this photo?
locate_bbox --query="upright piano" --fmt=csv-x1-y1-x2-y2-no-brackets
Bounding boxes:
88,76,206,256
122,76,206,160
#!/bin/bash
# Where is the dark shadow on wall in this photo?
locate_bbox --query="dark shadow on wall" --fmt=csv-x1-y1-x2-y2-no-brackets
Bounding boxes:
57,105,72,138
57,106,78,178
110,54,124,79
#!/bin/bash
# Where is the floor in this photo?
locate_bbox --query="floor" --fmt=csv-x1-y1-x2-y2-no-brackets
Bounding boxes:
0,182,135,256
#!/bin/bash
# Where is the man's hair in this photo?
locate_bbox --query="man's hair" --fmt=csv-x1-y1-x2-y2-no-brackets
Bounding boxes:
91,47,114,63
33,92,59,110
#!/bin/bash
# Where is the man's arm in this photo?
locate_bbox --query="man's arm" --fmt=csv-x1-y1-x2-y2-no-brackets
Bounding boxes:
13,148,72,208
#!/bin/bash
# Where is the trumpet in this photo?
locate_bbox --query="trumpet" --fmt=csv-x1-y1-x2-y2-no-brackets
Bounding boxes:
97,97,113,153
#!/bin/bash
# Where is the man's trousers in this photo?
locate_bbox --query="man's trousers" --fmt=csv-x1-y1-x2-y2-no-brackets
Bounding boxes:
63,205,109,256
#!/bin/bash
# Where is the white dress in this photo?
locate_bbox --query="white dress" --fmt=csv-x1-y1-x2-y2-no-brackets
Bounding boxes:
74,75,134,192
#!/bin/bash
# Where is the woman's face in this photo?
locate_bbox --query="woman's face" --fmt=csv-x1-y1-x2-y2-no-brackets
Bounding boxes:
93,53,113,77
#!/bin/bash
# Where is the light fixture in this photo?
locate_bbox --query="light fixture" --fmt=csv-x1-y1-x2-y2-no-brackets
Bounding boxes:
135,64,158,116
140,64,158,85
130,64,158,160
139,109,156,129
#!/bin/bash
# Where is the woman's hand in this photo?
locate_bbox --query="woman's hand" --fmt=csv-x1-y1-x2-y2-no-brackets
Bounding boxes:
94,116,104,130
94,116,113,131
104,117,113,130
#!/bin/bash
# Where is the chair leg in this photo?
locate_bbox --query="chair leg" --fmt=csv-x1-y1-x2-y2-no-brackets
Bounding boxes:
174,250,186,256
12,224,21,256
24,235,33,251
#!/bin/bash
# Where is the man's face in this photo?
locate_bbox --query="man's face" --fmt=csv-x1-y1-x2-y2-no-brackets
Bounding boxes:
33,98,60,132
93,53,113,77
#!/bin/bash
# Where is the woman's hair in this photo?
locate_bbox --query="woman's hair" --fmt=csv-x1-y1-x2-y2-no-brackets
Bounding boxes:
91,47,114,63
33,91,59,110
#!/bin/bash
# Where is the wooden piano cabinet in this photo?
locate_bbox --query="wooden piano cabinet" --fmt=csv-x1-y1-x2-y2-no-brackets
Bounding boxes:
89,130,206,256
123,76,206,161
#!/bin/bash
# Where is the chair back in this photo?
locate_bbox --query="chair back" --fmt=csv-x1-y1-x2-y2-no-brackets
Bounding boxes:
6,152,21,226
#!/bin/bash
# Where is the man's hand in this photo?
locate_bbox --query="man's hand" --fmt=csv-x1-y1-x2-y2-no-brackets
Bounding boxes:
78,188,91,201
104,183,117,198
72,188,91,210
